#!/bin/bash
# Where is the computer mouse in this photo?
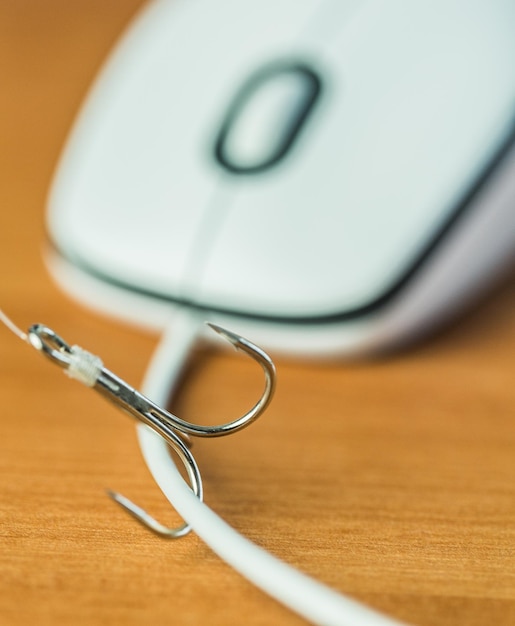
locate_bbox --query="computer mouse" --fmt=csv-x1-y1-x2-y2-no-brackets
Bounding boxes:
46,0,515,356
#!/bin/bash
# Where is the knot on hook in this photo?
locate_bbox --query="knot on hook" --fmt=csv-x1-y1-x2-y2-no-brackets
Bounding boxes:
65,345,104,387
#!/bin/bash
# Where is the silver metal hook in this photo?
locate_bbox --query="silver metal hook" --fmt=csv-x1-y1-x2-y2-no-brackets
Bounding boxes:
27,324,203,538
1,310,276,538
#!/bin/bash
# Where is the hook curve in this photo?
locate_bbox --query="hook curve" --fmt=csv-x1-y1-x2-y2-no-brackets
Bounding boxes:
107,406,204,538
156,322,276,438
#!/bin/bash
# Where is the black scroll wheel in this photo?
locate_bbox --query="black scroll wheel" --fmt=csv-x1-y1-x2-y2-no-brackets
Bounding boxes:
213,61,322,175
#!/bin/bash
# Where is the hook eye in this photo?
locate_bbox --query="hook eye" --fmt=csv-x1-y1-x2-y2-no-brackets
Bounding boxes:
28,324,73,369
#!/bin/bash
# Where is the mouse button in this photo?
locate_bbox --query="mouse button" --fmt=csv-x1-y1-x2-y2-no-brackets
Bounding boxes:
47,83,219,296
214,63,322,174
48,164,215,297
47,138,218,301
47,3,231,296
189,193,363,319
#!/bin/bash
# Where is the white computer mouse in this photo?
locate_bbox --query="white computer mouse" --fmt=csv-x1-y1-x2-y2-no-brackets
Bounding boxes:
46,0,515,356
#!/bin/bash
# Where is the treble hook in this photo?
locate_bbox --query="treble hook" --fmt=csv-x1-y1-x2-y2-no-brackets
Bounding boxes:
1,309,276,538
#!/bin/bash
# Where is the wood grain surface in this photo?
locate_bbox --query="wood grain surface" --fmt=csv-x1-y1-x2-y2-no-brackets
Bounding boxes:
1,2,515,625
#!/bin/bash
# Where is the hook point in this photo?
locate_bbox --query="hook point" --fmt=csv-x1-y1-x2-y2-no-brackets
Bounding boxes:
206,322,241,349
106,489,192,538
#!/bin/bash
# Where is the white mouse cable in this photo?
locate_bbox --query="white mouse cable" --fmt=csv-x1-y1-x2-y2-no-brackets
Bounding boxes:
137,312,408,626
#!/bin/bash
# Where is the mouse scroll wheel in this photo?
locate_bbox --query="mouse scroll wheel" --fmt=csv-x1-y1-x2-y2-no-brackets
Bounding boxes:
213,62,322,174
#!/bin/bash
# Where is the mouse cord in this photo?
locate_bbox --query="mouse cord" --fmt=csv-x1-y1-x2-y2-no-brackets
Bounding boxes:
137,310,408,626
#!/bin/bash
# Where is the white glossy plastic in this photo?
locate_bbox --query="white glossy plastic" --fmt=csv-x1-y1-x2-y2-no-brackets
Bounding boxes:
47,0,515,355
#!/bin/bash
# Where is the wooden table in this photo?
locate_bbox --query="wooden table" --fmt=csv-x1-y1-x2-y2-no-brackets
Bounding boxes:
1,3,515,624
